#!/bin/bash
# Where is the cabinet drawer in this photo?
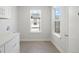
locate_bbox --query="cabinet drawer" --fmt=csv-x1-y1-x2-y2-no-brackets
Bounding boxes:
0,45,4,53
5,36,20,53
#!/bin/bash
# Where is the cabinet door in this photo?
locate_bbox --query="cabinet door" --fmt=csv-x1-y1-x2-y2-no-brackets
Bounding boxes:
5,35,20,53
0,45,4,53
0,6,10,19
13,35,20,53
60,7,69,52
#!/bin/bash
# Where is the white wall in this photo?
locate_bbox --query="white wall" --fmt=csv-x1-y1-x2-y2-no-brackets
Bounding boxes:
18,6,51,41
51,6,79,53
0,6,18,32
51,6,69,52
10,6,18,32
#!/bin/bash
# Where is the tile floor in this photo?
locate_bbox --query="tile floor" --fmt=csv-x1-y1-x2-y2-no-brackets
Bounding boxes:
20,41,60,53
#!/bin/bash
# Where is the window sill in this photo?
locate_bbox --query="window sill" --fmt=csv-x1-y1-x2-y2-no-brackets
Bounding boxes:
53,33,61,38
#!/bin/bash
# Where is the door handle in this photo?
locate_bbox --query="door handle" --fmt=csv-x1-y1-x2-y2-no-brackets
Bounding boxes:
64,34,69,37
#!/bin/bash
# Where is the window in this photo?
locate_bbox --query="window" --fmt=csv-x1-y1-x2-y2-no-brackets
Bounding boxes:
55,6,61,19
55,21,60,33
30,10,41,32
54,7,61,34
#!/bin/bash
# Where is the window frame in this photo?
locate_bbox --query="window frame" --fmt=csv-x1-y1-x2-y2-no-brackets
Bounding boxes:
30,9,41,33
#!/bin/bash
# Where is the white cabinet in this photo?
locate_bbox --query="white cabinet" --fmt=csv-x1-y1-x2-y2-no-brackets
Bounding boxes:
5,35,20,53
0,33,20,53
0,45,4,53
0,6,10,19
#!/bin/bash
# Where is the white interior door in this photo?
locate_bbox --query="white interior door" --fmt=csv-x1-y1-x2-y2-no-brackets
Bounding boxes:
69,7,79,52
60,7,69,52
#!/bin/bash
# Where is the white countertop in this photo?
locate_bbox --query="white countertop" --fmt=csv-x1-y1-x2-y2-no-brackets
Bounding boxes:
0,32,20,46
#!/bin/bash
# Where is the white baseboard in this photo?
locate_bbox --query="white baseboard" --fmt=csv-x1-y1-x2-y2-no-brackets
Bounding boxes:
21,39,51,41
51,40,64,53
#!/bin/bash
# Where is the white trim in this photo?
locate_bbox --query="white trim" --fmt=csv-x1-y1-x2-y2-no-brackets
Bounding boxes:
51,40,64,53
20,39,50,41
53,33,61,38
